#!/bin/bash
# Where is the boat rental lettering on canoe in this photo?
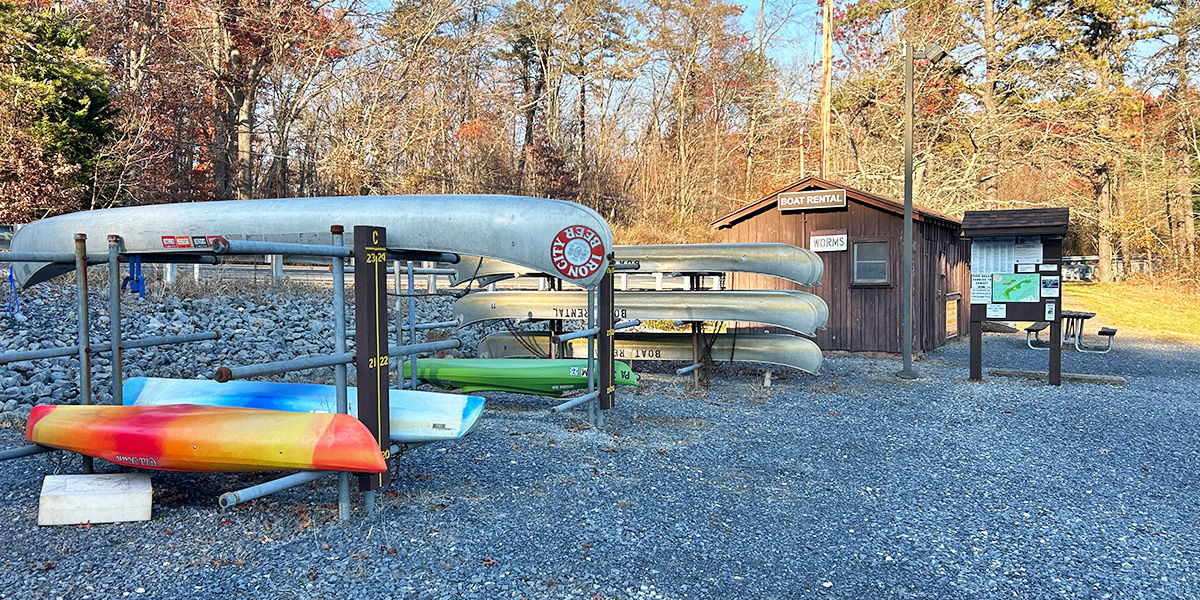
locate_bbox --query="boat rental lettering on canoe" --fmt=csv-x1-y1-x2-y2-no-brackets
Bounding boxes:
25,404,388,473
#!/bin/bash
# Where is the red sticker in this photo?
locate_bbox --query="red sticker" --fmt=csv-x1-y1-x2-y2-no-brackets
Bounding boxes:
161,236,177,248
550,225,605,279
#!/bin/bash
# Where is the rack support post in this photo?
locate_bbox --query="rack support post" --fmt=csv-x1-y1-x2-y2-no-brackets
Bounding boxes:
73,233,93,474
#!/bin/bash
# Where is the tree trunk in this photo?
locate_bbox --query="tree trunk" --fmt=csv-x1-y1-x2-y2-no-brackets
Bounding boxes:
1095,36,1114,283
236,75,257,200
1175,0,1194,267
980,0,1000,208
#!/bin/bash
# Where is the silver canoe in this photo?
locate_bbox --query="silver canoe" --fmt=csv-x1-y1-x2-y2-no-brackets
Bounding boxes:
9,195,613,289
453,290,829,336
479,332,823,375
448,243,823,287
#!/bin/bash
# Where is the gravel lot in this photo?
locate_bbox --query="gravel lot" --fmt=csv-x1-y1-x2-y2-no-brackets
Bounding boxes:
1,281,1198,599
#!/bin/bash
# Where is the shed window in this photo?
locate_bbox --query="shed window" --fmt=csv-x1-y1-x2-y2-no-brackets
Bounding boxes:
853,241,889,284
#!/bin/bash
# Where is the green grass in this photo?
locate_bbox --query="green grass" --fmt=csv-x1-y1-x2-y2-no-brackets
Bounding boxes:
1064,281,1200,342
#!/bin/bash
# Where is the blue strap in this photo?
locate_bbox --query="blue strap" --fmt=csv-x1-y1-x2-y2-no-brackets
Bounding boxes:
120,255,146,298
5,266,18,316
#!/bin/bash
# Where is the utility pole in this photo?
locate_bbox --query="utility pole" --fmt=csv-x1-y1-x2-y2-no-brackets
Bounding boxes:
820,0,833,178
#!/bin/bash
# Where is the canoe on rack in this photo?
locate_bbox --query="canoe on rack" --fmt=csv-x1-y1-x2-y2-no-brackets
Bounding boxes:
26,404,387,473
453,290,829,337
8,194,613,289
122,377,484,443
448,243,823,287
401,358,638,397
479,332,824,375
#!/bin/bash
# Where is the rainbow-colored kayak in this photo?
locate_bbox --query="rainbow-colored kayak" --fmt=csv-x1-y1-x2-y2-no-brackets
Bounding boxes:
25,404,387,473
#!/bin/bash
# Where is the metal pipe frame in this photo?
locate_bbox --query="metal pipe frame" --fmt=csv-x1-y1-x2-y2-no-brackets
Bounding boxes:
108,236,123,405
586,288,597,423
0,251,99,264
212,238,352,258
215,351,355,382
218,470,335,509
387,249,460,264
393,259,403,382
388,339,461,358
0,332,218,365
73,234,93,474
331,226,351,521
551,390,600,413
898,41,918,380
551,319,640,344
407,261,418,391
0,444,54,461
676,363,703,375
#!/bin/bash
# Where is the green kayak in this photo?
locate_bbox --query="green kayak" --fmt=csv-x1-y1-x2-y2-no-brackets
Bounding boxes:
402,358,638,397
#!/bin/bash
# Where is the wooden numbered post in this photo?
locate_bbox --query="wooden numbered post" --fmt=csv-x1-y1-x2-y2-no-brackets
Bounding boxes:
598,259,615,410
354,225,391,491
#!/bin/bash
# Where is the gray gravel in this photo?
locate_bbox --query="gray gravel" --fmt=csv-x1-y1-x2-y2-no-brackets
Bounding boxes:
1,281,1198,599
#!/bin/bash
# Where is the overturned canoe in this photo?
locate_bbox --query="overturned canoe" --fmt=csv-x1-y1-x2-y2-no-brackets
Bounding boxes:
26,404,387,473
402,358,638,397
453,290,829,336
448,243,823,287
122,377,484,444
479,332,823,375
9,194,613,289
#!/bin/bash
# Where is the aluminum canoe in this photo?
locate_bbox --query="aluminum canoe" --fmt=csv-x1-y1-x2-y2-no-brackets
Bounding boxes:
479,332,823,375
9,194,612,289
453,290,829,336
448,243,823,286
122,377,484,443
25,404,387,473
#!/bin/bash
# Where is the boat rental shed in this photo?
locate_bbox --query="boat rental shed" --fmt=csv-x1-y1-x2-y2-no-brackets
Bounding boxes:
710,176,969,353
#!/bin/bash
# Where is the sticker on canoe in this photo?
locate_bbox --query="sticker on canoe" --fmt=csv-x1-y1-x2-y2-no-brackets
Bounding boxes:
551,225,605,279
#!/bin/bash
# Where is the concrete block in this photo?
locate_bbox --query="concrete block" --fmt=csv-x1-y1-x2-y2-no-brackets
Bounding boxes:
38,473,152,526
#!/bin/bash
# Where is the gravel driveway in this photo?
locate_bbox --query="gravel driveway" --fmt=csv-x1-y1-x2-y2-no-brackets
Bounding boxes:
1,283,1197,599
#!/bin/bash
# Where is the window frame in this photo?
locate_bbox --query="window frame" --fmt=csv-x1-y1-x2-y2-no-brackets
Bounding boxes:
850,238,892,287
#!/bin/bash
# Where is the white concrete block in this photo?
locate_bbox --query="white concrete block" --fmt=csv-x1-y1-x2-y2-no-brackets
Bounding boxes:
38,474,152,526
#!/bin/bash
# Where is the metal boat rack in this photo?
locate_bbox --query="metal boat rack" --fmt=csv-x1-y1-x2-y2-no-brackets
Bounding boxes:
1,227,460,519
1,234,220,474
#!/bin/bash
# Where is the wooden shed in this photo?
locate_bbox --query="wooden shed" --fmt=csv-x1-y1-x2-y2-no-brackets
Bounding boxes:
710,176,970,353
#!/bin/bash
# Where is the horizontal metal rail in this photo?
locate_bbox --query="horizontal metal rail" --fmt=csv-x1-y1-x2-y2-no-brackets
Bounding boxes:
218,470,334,509
0,251,103,264
347,321,456,338
219,442,406,508
550,390,600,413
128,254,221,265
551,319,640,343
413,268,456,275
215,351,355,382
387,339,460,357
213,238,352,258
0,444,54,461
0,332,219,365
214,339,459,382
387,250,459,264
675,363,703,375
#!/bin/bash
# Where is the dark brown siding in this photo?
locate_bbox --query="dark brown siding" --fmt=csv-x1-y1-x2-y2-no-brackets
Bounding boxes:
720,193,967,354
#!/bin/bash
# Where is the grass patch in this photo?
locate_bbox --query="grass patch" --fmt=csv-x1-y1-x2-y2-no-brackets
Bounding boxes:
1064,281,1200,342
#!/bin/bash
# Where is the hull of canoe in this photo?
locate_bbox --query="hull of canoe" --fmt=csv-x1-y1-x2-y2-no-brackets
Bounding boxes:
402,358,638,397
25,404,387,473
448,243,822,287
480,332,823,375
122,378,484,443
453,290,829,336
9,194,612,289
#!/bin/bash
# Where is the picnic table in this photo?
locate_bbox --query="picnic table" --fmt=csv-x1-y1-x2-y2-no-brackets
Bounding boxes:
1025,309,1117,353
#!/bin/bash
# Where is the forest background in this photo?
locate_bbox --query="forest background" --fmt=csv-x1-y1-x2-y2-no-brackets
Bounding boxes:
0,0,1197,282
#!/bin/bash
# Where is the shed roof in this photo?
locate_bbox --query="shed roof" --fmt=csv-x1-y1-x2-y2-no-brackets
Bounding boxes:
709,176,961,230
960,208,1069,238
